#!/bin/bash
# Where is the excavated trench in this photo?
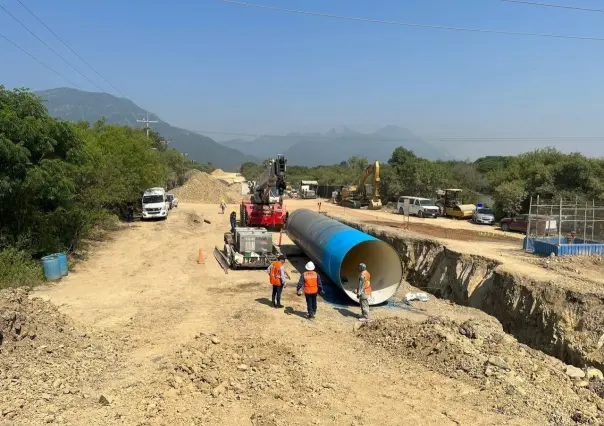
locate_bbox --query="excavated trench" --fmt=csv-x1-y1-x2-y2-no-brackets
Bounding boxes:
333,216,604,370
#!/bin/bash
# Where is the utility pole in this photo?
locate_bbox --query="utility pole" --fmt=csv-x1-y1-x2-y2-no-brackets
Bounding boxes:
137,112,158,138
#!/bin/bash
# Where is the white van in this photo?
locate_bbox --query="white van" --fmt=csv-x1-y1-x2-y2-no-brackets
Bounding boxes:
397,196,440,218
142,187,170,220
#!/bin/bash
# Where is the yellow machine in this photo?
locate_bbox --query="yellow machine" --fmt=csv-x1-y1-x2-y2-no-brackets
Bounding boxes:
338,161,382,210
438,189,475,219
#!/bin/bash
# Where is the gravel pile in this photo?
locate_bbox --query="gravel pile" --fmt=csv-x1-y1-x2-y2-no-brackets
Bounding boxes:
143,333,328,425
358,316,604,425
172,170,242,204
0,289,119,424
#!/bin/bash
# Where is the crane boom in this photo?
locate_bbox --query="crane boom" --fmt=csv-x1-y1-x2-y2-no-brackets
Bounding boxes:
241,155,288,230
251,155,287,204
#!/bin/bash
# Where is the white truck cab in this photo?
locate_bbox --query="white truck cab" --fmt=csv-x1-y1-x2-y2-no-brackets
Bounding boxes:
142,187,170,220
300,181,318,199
397,196,440,218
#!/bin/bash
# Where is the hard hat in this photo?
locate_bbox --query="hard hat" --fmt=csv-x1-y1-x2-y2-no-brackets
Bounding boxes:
305,261,315,271
358,263,367,271
233,210,236,213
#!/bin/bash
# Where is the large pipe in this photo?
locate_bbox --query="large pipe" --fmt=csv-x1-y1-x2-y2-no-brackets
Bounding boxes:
285,209,403,305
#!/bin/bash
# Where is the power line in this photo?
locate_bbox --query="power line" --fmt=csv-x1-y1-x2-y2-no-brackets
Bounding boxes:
498,0,604,13
0,3,108,92
13,0,129,99
194,129,604,143
0,31,83,89
214,0,604,41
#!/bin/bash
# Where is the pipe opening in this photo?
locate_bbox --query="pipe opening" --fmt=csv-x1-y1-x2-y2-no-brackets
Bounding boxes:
339,240,403,305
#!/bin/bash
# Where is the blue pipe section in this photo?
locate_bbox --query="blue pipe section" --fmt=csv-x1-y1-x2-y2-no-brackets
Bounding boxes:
285,209,378,292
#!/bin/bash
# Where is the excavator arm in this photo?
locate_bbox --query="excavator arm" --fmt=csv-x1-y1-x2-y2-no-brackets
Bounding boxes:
358,161,382,210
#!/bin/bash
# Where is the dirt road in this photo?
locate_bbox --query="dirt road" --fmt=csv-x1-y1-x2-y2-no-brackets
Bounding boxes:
286,199,524,239
8,204,592,425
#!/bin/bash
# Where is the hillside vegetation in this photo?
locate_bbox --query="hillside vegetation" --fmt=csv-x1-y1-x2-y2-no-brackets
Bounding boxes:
36,87,258,170
240,147,604,217
0,86,197,288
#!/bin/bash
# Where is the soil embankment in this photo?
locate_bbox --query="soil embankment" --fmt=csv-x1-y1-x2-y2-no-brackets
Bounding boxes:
333,215,604,370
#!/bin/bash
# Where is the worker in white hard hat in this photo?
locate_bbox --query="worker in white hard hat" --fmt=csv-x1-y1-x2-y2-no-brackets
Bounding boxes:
296,261,325,319
356,263,372,321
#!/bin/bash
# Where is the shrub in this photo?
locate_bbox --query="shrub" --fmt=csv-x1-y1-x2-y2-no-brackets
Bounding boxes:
0,248,43,289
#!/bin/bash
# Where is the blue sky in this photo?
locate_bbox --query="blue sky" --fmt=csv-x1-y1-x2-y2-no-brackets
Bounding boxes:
1,0,604,158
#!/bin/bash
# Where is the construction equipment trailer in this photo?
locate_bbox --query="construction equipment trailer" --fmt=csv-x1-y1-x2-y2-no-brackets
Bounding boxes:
214,227,283,273
240,155,288,229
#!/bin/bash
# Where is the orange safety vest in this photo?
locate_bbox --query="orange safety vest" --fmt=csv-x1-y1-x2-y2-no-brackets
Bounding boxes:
269,261,283,287
303,271,319,294
361,270,372,296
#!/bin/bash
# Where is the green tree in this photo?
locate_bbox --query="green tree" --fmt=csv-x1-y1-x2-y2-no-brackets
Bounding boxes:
0,86,169,257
492,180,527,216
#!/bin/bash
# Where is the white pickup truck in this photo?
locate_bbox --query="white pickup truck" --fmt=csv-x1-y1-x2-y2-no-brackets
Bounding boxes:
142,187,170,220
397,196,440,218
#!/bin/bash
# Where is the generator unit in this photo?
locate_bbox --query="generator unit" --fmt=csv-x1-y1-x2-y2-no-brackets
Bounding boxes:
214,227,282,273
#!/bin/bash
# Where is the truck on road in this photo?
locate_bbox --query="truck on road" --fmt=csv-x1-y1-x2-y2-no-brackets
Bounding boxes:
300,181,318,199
142,187,170,220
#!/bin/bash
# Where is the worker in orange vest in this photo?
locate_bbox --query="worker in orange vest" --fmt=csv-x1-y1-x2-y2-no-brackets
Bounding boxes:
356,263,372,321
296,261,325,319
267,255,286,308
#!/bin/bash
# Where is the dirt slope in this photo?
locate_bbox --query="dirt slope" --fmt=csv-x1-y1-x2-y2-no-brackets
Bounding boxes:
1,204,596,425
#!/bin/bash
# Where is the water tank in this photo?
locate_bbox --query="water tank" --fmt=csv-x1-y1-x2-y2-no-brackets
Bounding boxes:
53,252,68,276
41,255,62,281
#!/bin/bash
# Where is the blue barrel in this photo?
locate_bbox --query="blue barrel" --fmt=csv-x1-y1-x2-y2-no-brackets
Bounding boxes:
53,252,68,276
41,255,62,281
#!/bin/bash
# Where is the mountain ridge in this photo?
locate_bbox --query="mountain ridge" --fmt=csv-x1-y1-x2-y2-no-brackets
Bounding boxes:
218,125,454,166
35,88,258,171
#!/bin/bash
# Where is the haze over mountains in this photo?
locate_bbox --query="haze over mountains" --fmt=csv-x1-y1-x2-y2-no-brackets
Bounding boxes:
220,126,453,166
36,88,453,170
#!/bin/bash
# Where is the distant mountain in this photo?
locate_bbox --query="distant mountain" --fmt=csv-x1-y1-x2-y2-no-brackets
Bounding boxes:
35,88,257,171
218,126,453,166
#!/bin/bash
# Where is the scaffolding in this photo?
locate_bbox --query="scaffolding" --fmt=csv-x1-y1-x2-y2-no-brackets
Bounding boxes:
524,196,604,256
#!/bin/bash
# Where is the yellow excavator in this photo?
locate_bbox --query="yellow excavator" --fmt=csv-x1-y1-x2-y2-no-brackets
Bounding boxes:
338,160,382,210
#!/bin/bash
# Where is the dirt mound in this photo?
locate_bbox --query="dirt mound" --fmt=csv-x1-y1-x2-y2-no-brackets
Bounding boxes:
172,170,242,204
520,253,604,282
358,316,604,425
0,289,116,424
143,333,328,425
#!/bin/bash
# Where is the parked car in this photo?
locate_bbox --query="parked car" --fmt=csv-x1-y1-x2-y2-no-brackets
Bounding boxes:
397,196,440,218
500,214,528,232
166,194,178,209
472,207,495,225
142,187,170,220
500,214,558,234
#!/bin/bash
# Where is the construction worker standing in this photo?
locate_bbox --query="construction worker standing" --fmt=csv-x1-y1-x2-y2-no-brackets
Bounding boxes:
356,263,372,321
296,261,325,319
229,210,237,233
267,255,286,308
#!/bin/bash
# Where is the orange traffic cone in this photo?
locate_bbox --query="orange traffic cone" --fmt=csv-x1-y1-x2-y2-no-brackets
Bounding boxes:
197,248,204,264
